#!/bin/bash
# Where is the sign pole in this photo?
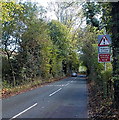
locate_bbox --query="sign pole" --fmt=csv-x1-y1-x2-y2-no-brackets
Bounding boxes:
104,62,106,71
104,27,106,71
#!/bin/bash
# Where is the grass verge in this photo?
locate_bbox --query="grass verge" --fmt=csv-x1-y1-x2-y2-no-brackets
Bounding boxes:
1,76,67,99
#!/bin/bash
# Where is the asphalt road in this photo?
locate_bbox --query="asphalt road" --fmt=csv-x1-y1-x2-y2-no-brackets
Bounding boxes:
2,76,88,119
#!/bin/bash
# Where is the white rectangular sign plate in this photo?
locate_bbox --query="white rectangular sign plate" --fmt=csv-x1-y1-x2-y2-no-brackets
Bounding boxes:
98,46,110,53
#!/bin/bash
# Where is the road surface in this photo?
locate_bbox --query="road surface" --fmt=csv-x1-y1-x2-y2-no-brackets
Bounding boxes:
2,76,88,119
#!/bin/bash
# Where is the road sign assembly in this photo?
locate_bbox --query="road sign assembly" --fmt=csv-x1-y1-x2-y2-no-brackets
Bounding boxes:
98,35,111,63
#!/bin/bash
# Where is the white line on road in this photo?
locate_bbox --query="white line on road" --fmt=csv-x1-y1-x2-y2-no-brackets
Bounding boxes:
70,77,77,83
49,88,62,97
10,103,37,120
65,83,69,86
47,84,66,87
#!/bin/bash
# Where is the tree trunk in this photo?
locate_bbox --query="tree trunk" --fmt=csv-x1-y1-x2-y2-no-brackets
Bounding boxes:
111,2,119,109
7,54,16,87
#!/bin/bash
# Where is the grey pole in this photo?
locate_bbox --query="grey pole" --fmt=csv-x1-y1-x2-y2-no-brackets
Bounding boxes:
104,27,106,71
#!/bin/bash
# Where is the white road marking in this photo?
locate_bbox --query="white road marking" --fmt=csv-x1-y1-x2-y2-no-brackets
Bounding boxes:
65,83,69,86
49,88,62,97
10,103,37,120
41,106,45,109
71,77,77,83
47,85,65,87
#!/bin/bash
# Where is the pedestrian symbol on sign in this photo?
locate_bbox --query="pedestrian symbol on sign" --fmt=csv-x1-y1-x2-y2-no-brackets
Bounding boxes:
98,36,110,46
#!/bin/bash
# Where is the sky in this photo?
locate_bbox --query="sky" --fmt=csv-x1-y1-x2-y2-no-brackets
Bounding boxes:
17,0,86,26
17,0,57,20
36,0,57,20
30,0,53,6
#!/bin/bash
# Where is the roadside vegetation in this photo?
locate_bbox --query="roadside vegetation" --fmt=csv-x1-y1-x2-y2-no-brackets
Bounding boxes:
81,2,119,119
1,1,119,119
1,1,80,97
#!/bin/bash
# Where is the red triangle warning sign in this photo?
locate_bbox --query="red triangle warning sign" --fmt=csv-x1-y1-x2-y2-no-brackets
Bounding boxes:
98,36,110,46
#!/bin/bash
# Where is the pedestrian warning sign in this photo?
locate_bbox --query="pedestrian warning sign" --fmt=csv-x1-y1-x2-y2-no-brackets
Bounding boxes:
98,36,110,46
98,35,111,46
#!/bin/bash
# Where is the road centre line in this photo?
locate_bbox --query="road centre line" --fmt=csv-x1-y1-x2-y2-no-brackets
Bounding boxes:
49,88,62,97
47,85,66,87
65,83,69,86
70,81,74,83
10,103,37,120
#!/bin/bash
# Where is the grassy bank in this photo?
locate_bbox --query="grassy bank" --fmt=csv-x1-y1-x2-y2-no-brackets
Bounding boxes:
1,76,67,99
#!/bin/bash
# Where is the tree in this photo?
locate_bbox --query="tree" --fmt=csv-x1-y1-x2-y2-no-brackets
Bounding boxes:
48,20,79,75
82,1,119,108
48,20,69,75
2,1,80,87
2,1,24,86
1,1,24,23
99,2,119,108
110,2,119,108
82,2,100,28
47,1,84,29
79,26,114,100
17,2,53,80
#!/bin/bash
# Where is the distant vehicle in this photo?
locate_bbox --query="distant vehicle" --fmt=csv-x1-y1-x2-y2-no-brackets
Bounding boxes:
79,74,87,77
71,73,77,77
79,74,88,79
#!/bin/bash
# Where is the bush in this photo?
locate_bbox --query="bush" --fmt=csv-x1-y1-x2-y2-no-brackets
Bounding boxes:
101,69,113,98
101,69,112,82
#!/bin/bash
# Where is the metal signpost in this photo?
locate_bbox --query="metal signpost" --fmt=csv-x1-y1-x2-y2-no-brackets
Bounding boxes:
98,35,111,71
